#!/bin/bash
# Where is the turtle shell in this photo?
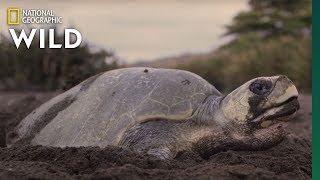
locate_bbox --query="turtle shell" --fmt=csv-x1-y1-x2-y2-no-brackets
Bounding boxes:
10,67,221,147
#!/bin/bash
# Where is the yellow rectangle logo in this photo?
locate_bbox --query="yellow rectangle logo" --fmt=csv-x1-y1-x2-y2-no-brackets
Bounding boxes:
7,8,20,25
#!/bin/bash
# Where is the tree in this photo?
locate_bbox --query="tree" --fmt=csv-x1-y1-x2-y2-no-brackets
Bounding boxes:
227,0,311,37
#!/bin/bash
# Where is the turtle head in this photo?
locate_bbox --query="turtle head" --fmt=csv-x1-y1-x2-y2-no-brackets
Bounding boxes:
220,75,299,133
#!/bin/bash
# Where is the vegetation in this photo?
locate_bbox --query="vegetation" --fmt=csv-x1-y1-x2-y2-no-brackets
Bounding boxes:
0,28,118,91
179,0,311,92
0,0,311,92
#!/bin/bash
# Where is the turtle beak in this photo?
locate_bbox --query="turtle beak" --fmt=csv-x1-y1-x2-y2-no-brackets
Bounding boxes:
272,84,298,105
251,76,299,128
265,75,299,107
252,97,299,123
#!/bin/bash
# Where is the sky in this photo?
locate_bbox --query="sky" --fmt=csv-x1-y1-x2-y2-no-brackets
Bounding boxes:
1,0,249,63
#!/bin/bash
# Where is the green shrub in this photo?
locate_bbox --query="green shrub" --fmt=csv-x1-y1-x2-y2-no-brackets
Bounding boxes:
0,29,118,91
179,0,311,92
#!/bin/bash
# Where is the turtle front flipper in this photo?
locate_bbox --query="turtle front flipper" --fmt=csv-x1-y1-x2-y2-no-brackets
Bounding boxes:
239,123,285,150
194,125,285,159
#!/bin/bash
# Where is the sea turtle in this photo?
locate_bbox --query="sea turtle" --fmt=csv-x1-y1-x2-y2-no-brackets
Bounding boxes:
7,67,299,159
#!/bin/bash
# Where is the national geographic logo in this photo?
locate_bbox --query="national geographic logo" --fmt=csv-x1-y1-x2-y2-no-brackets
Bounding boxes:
7,8,63,25
7,8,20,25
6,7,82,49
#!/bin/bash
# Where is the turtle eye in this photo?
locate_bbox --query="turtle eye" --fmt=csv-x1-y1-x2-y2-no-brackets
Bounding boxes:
249,79,272,95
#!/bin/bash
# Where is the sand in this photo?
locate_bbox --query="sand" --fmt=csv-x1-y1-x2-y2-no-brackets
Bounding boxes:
0,92,311,180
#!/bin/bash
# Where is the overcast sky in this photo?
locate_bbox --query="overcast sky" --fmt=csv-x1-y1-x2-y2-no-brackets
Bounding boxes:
1,0,248,63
